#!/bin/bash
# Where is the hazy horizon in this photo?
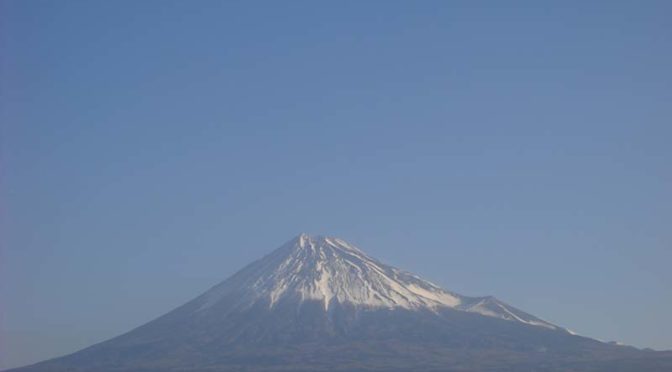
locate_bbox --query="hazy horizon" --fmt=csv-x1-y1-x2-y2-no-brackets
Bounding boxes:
1,1,671,370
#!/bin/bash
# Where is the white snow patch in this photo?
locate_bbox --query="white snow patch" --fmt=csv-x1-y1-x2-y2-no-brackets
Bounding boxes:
196,234,565,332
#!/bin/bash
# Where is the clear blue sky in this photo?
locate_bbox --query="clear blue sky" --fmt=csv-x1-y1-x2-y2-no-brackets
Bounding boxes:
1,0,670,369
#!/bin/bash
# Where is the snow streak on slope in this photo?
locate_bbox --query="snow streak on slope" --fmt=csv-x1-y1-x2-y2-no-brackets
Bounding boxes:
457,296,559,330
198,234,562,331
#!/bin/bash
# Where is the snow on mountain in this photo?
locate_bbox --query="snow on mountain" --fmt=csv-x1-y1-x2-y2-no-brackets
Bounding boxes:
198,233,562,331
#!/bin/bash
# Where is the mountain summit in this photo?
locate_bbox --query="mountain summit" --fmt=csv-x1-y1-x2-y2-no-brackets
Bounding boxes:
11,234,672,371
199,234,558,329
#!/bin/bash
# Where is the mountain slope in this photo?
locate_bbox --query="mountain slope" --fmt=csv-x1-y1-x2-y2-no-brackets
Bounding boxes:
10,234,672,371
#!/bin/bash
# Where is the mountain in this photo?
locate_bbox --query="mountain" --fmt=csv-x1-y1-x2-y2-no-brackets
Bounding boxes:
10,234,672,371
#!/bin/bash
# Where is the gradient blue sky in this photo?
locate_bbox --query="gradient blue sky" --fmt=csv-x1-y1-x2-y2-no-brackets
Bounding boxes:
1,0,671,369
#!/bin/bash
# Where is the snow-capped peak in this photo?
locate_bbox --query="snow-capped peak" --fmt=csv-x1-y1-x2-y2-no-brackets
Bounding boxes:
198,234,562,331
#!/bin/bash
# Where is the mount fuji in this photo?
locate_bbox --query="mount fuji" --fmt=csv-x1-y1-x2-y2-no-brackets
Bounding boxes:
10,234,672,371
